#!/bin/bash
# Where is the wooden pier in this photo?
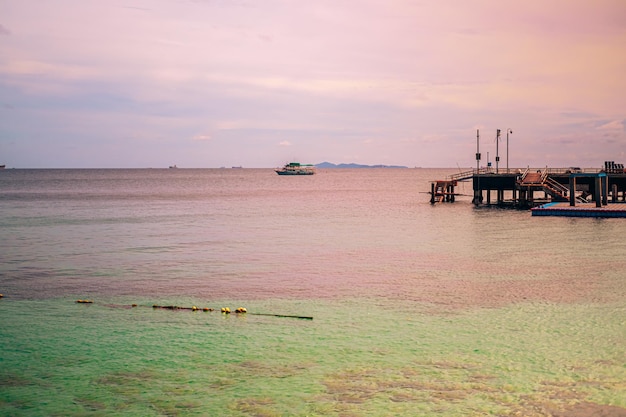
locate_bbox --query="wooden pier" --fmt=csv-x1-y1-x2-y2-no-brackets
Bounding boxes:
428,179,460,204
430,163,626,214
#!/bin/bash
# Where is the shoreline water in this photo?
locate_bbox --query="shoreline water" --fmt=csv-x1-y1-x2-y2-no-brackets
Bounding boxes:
1,168,625,416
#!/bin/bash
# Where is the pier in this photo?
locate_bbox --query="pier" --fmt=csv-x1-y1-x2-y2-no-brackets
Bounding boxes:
429,129,626,216
430,161,626,216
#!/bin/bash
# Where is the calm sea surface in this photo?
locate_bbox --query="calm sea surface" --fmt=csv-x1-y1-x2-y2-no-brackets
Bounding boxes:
1,168,625,416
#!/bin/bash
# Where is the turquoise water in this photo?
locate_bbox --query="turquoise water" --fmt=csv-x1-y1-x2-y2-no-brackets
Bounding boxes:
3,299,624,416
1,169,625,416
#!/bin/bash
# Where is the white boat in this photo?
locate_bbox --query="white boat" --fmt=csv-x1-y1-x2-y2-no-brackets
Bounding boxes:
275,162,316,175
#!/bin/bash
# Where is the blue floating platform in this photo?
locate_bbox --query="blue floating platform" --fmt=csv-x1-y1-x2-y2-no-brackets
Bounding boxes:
531,202,626,218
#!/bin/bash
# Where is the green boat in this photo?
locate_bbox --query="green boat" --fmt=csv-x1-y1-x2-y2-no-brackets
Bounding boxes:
275,162,316,175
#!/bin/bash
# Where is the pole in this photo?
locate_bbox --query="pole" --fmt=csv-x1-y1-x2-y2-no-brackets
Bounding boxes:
495,129,501,174
476,129,480,172
506,129,512,173
473,129,482,205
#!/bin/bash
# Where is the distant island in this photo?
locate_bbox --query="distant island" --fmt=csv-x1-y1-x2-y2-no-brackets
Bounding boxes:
315,162,408,169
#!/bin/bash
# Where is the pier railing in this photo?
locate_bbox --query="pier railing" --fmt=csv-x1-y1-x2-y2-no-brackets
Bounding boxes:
448,168,492,181
543,167,602,174
450,167,602,182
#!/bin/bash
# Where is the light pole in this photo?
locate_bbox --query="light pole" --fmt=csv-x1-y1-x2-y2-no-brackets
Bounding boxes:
506,129,513,173
495,129,501,173
476,129,480,172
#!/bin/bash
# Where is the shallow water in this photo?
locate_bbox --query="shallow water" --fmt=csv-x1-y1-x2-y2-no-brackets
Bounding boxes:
1,168,625,416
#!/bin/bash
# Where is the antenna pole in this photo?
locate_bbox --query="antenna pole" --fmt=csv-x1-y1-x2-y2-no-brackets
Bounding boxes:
496,129,501,173
476,129,480,172
506,128,512,173
473,129,482,205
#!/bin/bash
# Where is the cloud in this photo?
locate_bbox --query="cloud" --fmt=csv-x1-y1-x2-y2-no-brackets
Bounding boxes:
421,134,448,144
2,0,625,168
192,134,212,141
120,6,151,12
597,120,625,131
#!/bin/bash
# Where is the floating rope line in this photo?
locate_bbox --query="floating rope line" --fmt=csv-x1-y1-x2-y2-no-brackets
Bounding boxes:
249,313,313,320
149,305,247,314
75,301,312,320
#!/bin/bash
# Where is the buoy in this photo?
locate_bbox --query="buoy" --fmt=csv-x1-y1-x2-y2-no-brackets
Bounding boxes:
76,300,93,304
131,304,137,307
221,307,231,314
235,307,247,313
0,294,4,298
192,306,198,311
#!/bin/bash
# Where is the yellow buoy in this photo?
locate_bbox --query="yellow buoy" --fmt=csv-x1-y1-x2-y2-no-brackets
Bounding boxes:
221,307,231,314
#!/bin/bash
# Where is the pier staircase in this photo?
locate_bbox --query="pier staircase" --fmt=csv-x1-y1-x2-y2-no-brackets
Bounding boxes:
518,169,586,203
542,177,571,202
518,170,543,185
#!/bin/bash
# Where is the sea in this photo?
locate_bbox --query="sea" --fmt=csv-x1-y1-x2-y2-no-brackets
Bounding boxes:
1,168,625,417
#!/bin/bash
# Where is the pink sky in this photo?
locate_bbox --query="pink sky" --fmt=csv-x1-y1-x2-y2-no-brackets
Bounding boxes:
1,0,625,168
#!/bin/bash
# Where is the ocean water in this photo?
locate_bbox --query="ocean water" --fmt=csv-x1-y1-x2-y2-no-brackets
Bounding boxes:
1,168,625,417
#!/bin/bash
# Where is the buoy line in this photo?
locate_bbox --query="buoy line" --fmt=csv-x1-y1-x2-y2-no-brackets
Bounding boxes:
149,305,247,314
249,313,313,320
75,301,312,320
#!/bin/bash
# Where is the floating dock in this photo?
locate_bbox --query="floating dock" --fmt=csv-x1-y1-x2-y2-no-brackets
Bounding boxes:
531,202,626,218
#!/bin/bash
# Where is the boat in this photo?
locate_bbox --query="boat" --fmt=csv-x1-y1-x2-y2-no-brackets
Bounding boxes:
0,165,5,170
169,165,178,169
275,162,316,175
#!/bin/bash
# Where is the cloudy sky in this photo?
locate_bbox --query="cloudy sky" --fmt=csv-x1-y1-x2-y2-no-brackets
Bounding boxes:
1,0,625,168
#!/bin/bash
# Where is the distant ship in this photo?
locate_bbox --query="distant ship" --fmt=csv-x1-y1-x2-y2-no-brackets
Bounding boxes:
0,165,5,170
169,165,178,169
275,162,316,175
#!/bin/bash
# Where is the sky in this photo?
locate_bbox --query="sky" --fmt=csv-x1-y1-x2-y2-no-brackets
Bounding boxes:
1,0,625,168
